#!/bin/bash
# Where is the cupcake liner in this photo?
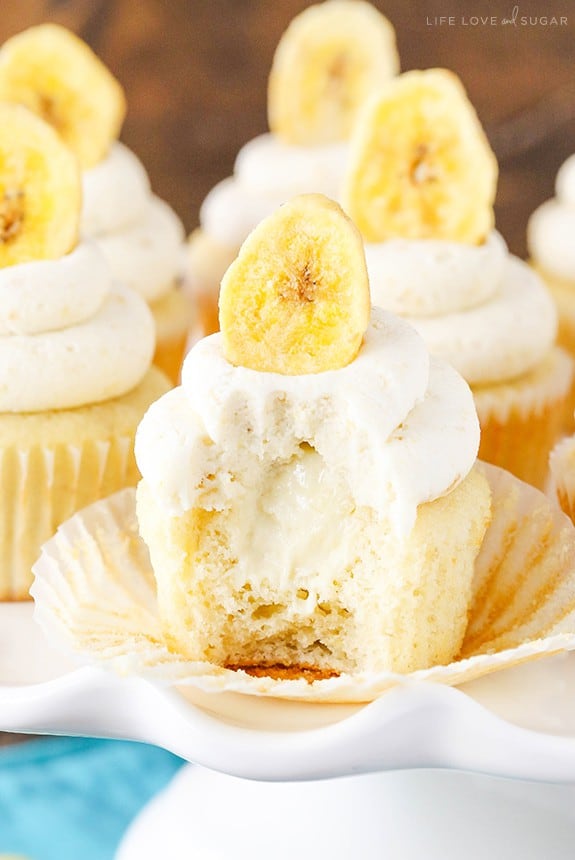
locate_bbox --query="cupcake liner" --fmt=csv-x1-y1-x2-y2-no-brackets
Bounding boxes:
185,228,237,318
0,435,134,601
474,347,574,489
31,462,575,703
533,265,575,356
153,333,188,385
151,287,194,384
0,368,171,601
550,435,575,525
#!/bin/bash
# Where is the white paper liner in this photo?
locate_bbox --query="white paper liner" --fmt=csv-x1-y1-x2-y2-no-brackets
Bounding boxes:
0,434,134,600
31,462,575,703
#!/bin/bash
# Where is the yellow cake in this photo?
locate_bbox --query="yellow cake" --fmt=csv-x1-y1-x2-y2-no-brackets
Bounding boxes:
135,194,491,676
0,368,168,600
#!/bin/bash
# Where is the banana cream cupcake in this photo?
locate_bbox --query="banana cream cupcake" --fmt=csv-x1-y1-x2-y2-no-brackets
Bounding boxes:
0,104,170,600
135,195,490,677
528,154,575,358
344,69,573,489
0,23,190,384
187,0,399,338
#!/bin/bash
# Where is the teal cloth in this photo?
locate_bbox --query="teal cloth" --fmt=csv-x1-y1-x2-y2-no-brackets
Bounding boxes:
0,736,184,859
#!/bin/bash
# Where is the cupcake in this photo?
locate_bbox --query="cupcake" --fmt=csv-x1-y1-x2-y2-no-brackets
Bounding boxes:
528,154,575,357
187,0,399,338
343,69,573,489
0,23,190,384
0,104,170,600
135,195,490,676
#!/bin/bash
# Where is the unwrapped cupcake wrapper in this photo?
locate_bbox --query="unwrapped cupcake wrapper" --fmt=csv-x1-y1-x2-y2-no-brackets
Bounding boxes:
1,436,135,601
31,462,575,703
550,435,575,525
475,348,574,489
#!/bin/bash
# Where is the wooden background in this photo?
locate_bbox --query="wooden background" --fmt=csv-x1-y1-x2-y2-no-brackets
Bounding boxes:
0,0,574,746
1,0,575,257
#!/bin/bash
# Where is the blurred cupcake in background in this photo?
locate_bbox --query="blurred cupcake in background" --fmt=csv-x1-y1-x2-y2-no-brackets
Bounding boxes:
186,0,399,338
0,23,190,384
528,154,575,356
343,68,573,489
0,104,170,600
528,154,575,424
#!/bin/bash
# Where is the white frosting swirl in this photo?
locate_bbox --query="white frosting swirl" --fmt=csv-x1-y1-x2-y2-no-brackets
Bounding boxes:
365,231,507,317
0,242,109,335
81,144,185,304
199,133,348,249
528,199,575,284
405,258,557,385
235,134,348,196
555,154,575,204
135,308,480,537
528,155,575,283
0,244,155,413
95,197,185,303
81,142,151,236
368,232,557,386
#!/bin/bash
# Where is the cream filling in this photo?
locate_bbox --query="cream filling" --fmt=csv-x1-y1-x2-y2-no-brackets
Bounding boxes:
199,133,348,250
0,283,155,413
135,308,480,537
226,445,356,595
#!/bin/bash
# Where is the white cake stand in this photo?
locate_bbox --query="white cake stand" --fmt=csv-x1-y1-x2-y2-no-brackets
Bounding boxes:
2,603,575,859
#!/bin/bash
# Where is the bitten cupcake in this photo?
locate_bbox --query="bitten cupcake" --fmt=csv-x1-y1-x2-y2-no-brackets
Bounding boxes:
135,195,491,676
187,0,399,337
0,23,190,384
0,104,170,600
343,69,573,489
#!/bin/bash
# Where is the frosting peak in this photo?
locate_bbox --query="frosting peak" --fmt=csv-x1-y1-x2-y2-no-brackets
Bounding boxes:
0,242,155,413
368,231,557,386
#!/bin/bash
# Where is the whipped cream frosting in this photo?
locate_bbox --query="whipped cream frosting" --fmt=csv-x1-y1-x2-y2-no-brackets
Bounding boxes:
367,231,557,386
81,143,185,303
81,142,151,236
96,197,185,304
0,242,155,413
528,155,575,283
200,133,348,249
135,308,480,537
